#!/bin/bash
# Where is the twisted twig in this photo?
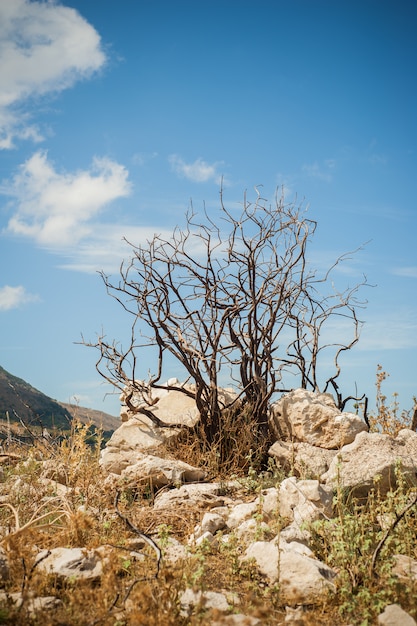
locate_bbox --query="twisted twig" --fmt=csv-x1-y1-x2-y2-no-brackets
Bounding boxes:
114,490,161,577
371,491,417,575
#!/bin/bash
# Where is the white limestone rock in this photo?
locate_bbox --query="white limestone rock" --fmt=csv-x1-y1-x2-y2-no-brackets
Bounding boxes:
321,429,417,498
242,539,336,603
120,453,206,487
391,554,417,583
212,615,261,625
102,387,200,474
180,588,232,617
226,501,258,530
278,477,334,524
268,439,337,477
269,388,367,449
153,482,231,510
377,604,417,626
0,592,62,615
233,518,271,543
0,547,9,584
35,547,103,581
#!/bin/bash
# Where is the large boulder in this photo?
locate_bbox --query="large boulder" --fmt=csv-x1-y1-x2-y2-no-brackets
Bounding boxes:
101,386,200,474
119,379,200,423
103,380,236,475
119,379,236,423
119,453,206,487
268,439,337,477
321,429,417,498
269,388,368,449
277,477,333,524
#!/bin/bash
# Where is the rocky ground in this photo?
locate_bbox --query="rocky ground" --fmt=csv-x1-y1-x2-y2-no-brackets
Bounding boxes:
0,388,416,625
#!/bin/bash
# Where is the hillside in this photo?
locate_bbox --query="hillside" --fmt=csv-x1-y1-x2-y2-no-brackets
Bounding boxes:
0,365,118,433
59,401,119,432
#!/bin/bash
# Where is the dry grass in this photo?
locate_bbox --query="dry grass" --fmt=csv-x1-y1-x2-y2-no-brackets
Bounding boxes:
368,364,415,436
0,376,416,625
163,401,273,480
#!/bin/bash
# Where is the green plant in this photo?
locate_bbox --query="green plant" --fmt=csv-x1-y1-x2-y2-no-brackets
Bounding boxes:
157,524,173,550
233,455,286,492
309,465,417,624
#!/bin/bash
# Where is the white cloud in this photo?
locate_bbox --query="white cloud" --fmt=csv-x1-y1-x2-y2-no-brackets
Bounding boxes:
1,151,197,274
3,150,132,248
0,285,39,311
169,154,223,183
0,0,106,148
391,266,417,278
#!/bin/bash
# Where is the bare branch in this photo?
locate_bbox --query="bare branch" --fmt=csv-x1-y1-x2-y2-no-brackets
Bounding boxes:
82,186,370,463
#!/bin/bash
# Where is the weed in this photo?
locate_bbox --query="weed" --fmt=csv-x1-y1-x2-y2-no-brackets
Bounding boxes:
309,466,417,624
368,365,415,436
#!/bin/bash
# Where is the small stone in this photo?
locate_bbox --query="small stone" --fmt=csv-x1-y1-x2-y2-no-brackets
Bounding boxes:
35,547,103,581
227,502,258,529
180,588,230,617
377,604,416,626
200,511,226,534
391,554,417,582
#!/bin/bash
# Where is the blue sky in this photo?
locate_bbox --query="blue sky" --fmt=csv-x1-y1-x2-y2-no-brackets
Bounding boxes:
0,0,416,418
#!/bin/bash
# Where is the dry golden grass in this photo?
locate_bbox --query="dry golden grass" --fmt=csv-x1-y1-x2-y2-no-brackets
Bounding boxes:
0,376,416,625
368,365,415,436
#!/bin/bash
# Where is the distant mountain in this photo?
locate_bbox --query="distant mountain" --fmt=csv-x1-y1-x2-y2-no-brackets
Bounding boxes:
0,365,119,433
59,402,120,432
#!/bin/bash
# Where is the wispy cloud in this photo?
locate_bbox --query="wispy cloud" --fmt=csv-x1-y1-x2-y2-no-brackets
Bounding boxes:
169,154,223,183
57,223,176,273
0,285,40,311
307,244,371,280
366,139,388,166
131,151,158,166
274,172,296,200
358,308,417,351
391,266,417,278
0,0,106,149
3,150,131,247
297,305,417,355
302,159,335,183
367,152,388,166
